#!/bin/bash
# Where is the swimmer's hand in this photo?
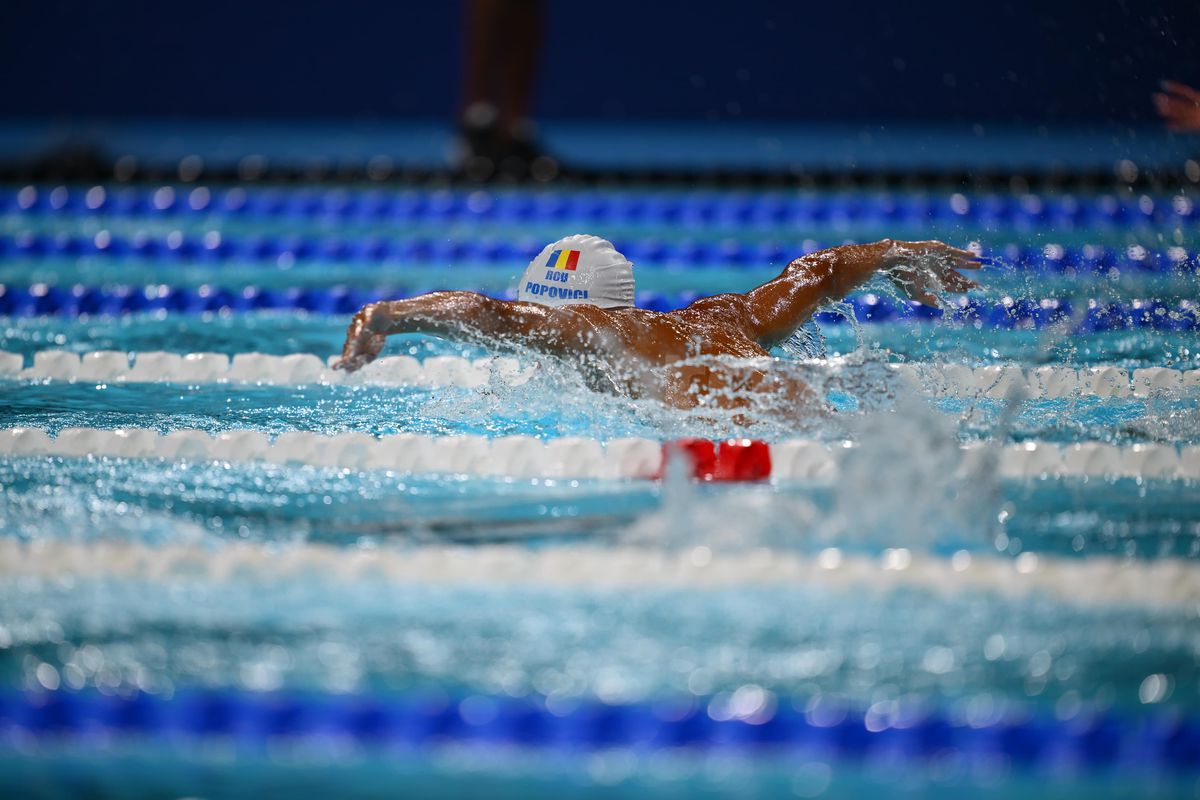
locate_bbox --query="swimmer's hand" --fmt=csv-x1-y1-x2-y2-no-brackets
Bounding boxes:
333,304,388,372
880,240,981,307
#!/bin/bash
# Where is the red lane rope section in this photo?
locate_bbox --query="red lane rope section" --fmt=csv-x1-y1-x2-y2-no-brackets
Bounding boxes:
659,438,772,482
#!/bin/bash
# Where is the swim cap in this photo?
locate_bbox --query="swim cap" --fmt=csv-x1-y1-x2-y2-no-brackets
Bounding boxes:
517,234,635,309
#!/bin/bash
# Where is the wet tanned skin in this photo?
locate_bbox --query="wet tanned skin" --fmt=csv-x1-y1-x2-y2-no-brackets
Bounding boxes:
335,240,980,416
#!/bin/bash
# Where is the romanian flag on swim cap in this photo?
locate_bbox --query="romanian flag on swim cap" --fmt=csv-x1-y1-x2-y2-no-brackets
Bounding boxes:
545,249,581,270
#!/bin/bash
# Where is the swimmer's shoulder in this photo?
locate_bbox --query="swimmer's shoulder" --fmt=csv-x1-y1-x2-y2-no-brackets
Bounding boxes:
557,294,748,318
549,304,653,322
681,293,748,311
674,293,756,325
549,301,744,329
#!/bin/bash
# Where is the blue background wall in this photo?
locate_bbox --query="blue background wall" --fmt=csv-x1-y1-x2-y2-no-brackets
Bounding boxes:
3,0,1198,123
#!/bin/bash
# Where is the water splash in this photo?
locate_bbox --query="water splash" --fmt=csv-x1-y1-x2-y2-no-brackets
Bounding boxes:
620,388,1002,555
622,451,820,553
779,320,827,360
828,391,1001,551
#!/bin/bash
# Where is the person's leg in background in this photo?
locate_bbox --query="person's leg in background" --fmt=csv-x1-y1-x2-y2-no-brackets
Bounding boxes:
459,0,507,177
458,0,558,181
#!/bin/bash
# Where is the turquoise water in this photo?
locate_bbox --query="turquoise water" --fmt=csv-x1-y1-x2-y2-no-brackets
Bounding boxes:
2,565,1195,708
2,746,1194,800
0,370,1195,443
2,183,1199,796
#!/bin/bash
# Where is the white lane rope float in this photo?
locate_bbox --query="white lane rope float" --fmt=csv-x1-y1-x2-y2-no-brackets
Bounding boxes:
0,349,534,388
2,349,1198,398
2,538,1198,611
1,426,1197,481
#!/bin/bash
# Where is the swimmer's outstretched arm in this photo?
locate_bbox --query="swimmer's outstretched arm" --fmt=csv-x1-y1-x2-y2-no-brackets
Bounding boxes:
743,239,981,348
334,291,580,371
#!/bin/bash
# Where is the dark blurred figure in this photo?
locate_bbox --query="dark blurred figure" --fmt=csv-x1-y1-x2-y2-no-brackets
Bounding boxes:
457,0,559,181
26,140,111,181
1154,80,1200,132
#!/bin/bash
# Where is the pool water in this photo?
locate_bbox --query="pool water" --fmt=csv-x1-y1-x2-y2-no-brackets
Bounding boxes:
1,182,1199,797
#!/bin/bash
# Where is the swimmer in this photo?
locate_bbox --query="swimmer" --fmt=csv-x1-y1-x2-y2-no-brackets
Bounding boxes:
335,236,980,418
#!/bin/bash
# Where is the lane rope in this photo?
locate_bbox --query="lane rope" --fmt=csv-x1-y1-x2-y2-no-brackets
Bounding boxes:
3,283,1197,330
1,349,536,389
2,684,1196,769
6,183,1195,230
2,228,1197,276
4,539,1200,609
3,349,1198,399
1,426,1197,481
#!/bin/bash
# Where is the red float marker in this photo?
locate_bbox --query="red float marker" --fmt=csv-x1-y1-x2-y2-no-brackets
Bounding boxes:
715,438,772,481
657,439,715,480
658,438,770,481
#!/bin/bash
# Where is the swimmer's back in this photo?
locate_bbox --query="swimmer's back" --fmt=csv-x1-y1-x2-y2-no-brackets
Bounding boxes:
544,296,767,364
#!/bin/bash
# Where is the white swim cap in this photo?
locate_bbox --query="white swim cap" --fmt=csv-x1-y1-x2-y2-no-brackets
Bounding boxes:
517,234,635,309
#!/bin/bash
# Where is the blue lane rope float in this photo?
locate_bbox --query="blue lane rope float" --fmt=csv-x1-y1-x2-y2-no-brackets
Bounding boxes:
1,688,1197,771
1,230,1194,275
0,283,1196,331
5,185,1196,228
